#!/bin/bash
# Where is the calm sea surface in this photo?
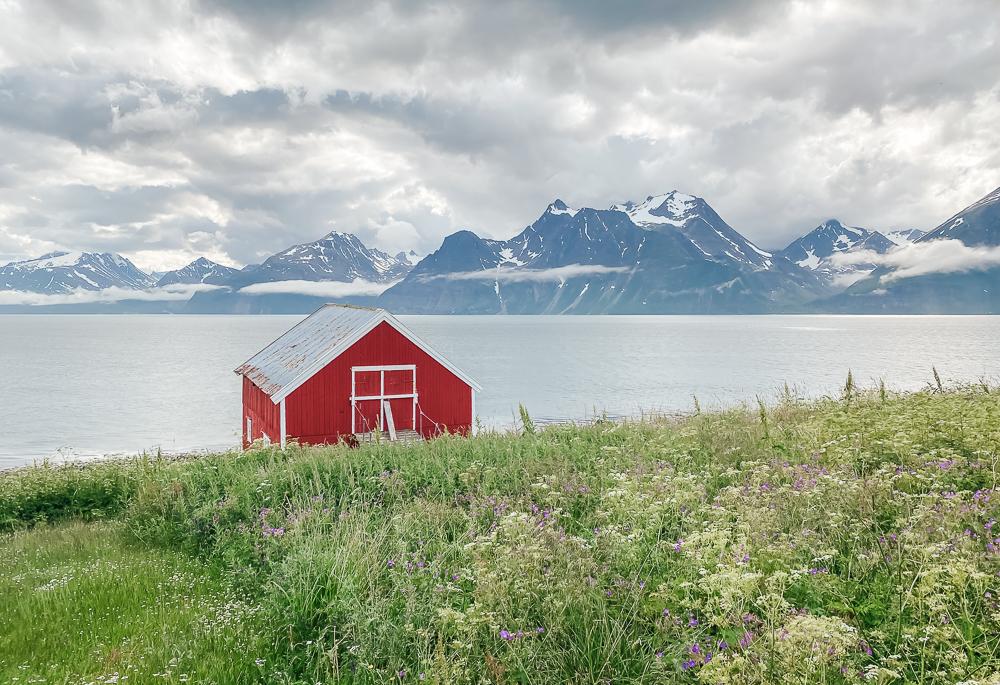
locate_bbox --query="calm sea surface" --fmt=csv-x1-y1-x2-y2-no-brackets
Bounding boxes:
1,314,998,468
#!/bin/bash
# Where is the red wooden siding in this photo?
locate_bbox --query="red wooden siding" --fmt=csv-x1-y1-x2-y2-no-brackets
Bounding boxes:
242,376,280,448
284,321,473,445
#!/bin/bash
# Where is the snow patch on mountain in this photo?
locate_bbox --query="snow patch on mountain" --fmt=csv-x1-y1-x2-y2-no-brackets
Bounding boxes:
547,199,578,217
885,228,926,245
613,191,773,269
614,192,696,228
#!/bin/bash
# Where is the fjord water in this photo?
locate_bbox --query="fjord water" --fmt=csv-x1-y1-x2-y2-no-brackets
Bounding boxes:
1,314,998,468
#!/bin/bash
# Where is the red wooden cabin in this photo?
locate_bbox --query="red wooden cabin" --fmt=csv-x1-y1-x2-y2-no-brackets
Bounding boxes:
235,304,481,448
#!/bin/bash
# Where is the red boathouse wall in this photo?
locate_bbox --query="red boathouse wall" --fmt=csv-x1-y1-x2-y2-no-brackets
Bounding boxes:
285,322,472,444
275,321,472,446
242,375,280,448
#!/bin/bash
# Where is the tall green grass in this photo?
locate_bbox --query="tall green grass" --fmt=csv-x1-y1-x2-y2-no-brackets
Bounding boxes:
3,385,1000,683
0,521,270,684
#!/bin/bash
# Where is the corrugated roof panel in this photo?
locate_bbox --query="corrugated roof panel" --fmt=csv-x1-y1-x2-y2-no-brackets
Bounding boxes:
234,304,383,398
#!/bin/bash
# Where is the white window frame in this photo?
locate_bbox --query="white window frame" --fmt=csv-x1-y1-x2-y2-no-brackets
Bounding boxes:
350,364,417,434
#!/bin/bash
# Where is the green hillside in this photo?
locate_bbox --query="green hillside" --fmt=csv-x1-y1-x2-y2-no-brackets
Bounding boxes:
3,383,1000,684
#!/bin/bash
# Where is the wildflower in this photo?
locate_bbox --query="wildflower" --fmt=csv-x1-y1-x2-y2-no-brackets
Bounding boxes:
690,643,701,654
387,560,395,569
717,640,728,652
681,659,697,670
536,627,545,634
688,615,699,627
674,539,684,552
396,670,406,678
655,651,664,660
500,630,513,641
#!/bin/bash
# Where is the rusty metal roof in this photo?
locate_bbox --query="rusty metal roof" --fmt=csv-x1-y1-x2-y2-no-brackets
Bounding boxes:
235,303,481,403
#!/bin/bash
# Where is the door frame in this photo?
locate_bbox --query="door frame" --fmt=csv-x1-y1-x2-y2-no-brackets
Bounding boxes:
350,364,417,434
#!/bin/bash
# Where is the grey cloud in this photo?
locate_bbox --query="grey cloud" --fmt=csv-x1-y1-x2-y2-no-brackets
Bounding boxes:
0,0,997,271
198,0,791,42
0,68,116,147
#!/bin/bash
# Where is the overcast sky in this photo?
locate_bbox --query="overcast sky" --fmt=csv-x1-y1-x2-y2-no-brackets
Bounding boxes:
1,0,998,271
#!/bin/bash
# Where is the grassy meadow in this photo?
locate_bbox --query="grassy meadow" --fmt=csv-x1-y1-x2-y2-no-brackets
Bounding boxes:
2,382,1000,684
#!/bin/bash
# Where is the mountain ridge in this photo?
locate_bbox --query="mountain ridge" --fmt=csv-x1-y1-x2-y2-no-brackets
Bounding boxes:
2,185,997,313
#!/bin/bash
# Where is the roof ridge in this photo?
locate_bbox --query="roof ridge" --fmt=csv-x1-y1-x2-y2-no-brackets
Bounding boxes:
234,304,481,401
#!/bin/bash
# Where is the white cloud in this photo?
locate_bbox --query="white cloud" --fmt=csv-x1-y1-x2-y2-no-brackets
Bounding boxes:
238,279,397,297
829,269,875,289
0,0,997,267
830,239,1000,283
0,283,222,306
427,264,631,283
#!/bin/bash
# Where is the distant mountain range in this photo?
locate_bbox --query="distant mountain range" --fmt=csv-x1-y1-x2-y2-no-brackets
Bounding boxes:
1,185,997,313
378,195,826,314
775,219,922,288
0,251,155,292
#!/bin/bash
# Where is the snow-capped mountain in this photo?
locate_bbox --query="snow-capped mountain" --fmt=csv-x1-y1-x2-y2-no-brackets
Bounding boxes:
378,196,826,314
885,228,926,245
0,251,155,293
231,231,413,287
156,257,239,286
918,185,1000,246
819,186,1000,313
776,219,898,287
180,230,421,312
613,191,774,269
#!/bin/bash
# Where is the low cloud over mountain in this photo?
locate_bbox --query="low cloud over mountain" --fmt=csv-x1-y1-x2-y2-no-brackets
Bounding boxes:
831,240,1000,283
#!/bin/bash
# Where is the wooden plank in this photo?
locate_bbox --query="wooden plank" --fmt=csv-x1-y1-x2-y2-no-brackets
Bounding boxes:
383,399,397,441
